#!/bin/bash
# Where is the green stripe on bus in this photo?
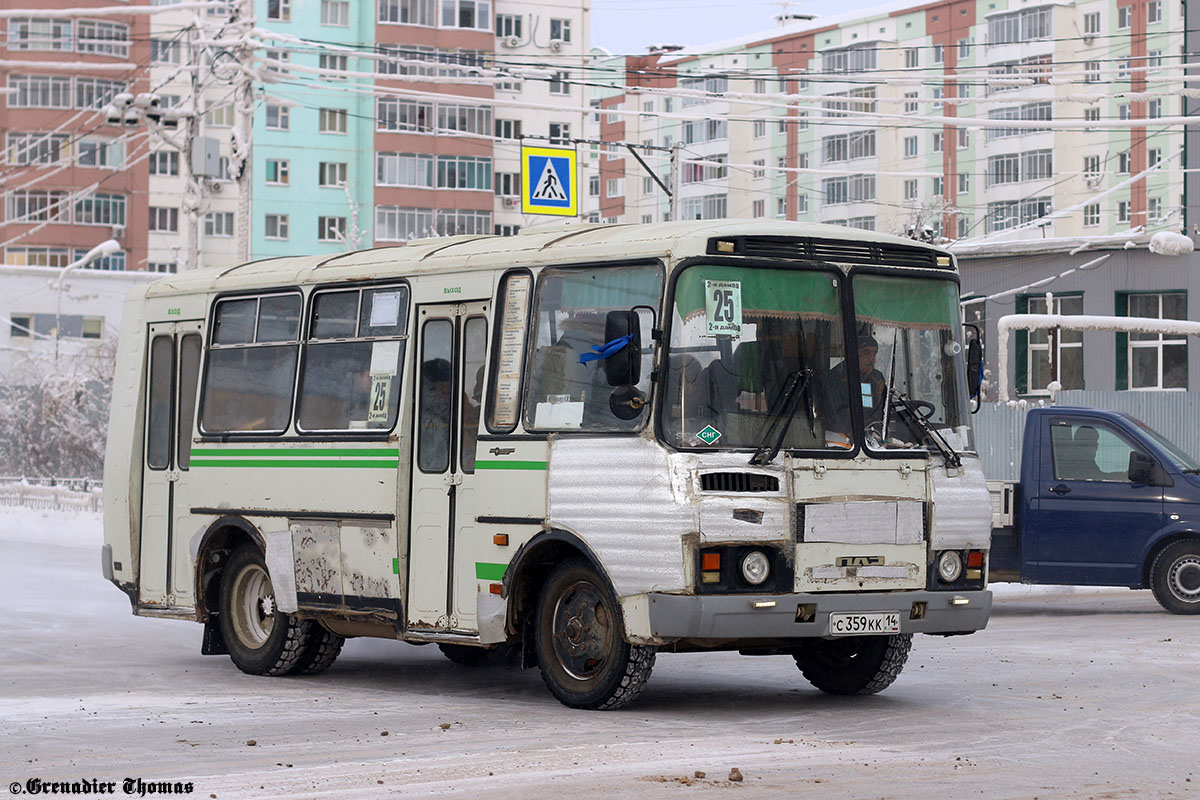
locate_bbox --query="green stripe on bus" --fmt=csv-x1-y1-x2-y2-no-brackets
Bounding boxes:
475,562,508,581
474,460,548,471
190,448,400,457
190,459,397,469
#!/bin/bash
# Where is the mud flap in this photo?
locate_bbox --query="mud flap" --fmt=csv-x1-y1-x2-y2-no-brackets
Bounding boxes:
201,615,228,655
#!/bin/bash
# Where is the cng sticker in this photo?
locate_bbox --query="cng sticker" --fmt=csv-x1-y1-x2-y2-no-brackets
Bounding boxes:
695,425,723,445
704,280,742,336
521,145,578,216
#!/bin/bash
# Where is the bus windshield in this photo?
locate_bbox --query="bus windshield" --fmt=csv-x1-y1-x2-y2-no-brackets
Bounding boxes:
662,265,852,450
853,275,972,454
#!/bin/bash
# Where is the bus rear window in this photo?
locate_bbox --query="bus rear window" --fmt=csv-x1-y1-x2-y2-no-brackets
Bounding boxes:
200,293,301,433
297,285,409,432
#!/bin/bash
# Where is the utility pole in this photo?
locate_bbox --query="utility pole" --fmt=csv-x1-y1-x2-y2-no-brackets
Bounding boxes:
229,0,256,263
668,142,682,221
182,22,203,271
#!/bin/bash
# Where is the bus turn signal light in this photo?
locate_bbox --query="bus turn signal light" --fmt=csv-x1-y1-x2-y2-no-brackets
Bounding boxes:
966,550,984,568
701,552,721,571
493,534,509,546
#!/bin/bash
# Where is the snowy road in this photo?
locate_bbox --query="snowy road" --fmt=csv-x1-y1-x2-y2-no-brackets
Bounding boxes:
1,508,1196,799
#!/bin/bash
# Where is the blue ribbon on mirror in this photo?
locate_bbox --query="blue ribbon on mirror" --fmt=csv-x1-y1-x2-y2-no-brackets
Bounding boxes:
578,334,633,365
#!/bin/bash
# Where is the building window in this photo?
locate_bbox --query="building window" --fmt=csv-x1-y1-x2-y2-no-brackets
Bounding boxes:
752,200,765,218
1148,0,1162,23
3,247,71,268
1149,99,1162,119
376,152,433,187
958,172,970,193
319,53,349,78
798,194,808,214
436,155,491,190
587,175,599,197
1123,292,1187,389
76,20,130,58
494,224,520,236
932,44,944,64
147,262,177,274
1148,148,1162,167
376,206,433,241
7,75,73,108
1118,201,1131,223
319,161,348,187
549,18,571,41
441,0,492,30
204,102,235,127
932,132,943,153
495,118,522,139
1023,294,1083,393
265,159,289,185
265,104,290,130
267,0,291,21
318,216,347,242
321,0,350,26
1084,12,1100,35
264,214,289,240
1118,6,1132,29
151,38,180,64
205,211,235,237
548,122,570,145
776,197,786,217
1084,61,1101,83
319,108,348,133
549,71,570,95
1083,107,1100,124
904,136,917,158
8,18,73,52
903,179,917,200
5,133,67,165
496,13,521,37
495,172,520,197
1149,196,1163,221
988,7,1052,45
379,0,435,26
1118,152,1131,174
437,103,492,135
377,98,433,132
149,207,179,233
149,150,179,176
74,193,125,226
904,92,918,113
606,179,624,198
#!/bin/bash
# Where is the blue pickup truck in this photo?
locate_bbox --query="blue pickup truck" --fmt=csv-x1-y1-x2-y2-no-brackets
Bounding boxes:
988,407,1200,614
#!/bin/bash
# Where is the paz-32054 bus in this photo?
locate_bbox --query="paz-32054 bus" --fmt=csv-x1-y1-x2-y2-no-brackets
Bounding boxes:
103,221,993,709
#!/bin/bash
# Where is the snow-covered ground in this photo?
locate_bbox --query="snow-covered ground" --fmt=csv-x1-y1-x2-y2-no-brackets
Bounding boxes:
1,508,1195,799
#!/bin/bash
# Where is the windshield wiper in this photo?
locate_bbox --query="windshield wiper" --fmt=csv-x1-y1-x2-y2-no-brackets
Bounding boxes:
888,388,962,469
749,369,813,466
1182,468,1200,474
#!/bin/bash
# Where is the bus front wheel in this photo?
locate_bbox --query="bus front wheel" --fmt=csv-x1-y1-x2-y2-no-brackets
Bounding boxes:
792,633,912,695
534,559,655,710
218,544,310,676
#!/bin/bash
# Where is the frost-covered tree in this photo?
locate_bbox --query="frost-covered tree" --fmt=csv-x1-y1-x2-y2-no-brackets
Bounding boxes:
0,339,116,479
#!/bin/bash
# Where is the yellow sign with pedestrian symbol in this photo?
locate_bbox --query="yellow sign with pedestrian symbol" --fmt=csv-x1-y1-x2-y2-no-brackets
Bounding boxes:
521,145,577,217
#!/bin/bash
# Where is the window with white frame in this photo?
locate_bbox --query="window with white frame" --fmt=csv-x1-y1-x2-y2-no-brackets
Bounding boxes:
376,206,433,241
1025,294,1084,392
77,138,124,168
932,132,943,153
75,247,124,271
606,178,624,198
318,216,347,242
753,119,766,138
1148,196,1163,221
437,103,492,135
205,211,234,237
548,122,570,145
549,18,571,42
1148,1,1162,24
1126,292,1187,389
151,38,180,64
752,200,765,218
74,193,125,226
932,177,943,197
905,48,918,68
903,179,917,200
1118,6,1132,29
6,133,69,165
319,108,348,133
1118,152,1131,174
1084,12,1100,35
377,98,433,132
495,172,520,197
435,208,490,235
752,159,766,179
205,102,234,127
798,194,808,214
1148,148,1162,167
75,78,123,110
376,152,432,187
319,161,348,187
321,0,350,26
378,0,436,26
147,262,177,274
149,206,179,233
776,197,786,217
266,104,290,130
441,0,492,30
496,13,521,37
436,155,491,190
904,92,918,113
587,175,599,197
1118,201,1131,222
933,44,944,64
267,0,291,21
549,71,570,95
494,224,521,236
958,172,970,193
987,7,1052,45
7,75,72,108
1149,99,1162,119
5,190,69,223
319,53,349,78
495,118,522,139
7,18,73,52
3,247,71,268
265,159,289,185
1084,61,1101,83
903,136,917,158
265,214,289,240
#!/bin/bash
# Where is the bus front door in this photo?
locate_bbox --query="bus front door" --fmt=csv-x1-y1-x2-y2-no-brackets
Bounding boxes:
407,301,490,633
139,321,203,610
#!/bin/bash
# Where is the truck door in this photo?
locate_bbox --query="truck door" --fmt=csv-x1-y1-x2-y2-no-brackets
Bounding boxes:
1032,416,1164,585
406,301,489,633
139,321,203,609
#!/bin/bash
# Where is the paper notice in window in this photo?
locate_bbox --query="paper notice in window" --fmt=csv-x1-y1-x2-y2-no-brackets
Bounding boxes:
369,291,401,328
367,375,391,423
369,340,401,375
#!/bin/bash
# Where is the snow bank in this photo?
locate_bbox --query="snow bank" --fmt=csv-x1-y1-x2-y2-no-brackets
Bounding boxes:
1148,231,1195,256
0,506,103,550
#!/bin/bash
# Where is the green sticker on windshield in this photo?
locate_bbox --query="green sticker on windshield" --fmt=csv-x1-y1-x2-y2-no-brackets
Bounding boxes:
704,280,742,336
696,425,723,445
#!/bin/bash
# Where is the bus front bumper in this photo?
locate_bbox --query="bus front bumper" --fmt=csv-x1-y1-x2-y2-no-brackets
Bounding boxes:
643,589,992,640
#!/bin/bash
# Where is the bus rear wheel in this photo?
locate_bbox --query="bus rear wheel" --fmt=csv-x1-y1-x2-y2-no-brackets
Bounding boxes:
219,544,310,676
792,633,912,695
534,559,655,710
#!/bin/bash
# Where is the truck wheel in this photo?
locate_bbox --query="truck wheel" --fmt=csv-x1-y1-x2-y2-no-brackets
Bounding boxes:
534,559,655,710
219,544,309,676
289,626,345,675
438,643,515,667
793,634,912,695
1150,540,1200,614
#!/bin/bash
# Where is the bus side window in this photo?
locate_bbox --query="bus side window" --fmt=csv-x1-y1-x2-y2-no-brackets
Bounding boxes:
177,334,201,468
460,316,487,472
147,335,174,469
487,271,531,433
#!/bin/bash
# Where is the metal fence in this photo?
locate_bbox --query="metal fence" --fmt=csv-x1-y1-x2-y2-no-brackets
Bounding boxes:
0,477,104,513
972,390,1200,480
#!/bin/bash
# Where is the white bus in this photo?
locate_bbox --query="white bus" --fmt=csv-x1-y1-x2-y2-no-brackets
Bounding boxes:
103,220,993,709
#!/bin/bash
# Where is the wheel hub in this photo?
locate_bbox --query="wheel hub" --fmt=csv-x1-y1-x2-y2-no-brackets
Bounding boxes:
231,563,277,648
1169,556,1200,601
552,581,612,681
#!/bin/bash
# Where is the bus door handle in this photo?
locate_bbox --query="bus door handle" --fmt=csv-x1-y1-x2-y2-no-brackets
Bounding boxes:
1049,484,1071,496
443,473,462,496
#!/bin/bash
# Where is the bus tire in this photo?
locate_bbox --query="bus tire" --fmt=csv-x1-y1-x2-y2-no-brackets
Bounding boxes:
438,643,515,667
289,626,345,675
534,559,655,710
1149,540,1200,614
792,633,912,695
218,544,310,676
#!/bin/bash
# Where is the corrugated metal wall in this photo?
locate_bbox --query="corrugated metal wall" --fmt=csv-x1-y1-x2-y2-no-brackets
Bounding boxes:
972,390,1200,479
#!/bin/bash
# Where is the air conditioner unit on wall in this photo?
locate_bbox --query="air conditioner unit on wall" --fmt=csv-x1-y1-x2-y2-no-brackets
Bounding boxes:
549,39,564,52
503,197,518,208
501,35,520,48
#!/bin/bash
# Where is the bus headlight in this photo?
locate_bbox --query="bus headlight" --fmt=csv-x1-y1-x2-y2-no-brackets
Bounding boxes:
936,550,963,583
741,551,770,585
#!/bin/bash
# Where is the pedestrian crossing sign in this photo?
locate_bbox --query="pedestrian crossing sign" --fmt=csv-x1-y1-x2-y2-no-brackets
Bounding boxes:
521,145,577,216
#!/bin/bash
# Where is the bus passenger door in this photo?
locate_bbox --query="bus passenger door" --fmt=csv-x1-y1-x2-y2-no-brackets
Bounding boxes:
139,321,203,610
407,301,489,633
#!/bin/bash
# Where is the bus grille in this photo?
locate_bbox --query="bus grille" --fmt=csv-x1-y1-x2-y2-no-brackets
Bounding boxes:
710,236,942,269
699,472,780,493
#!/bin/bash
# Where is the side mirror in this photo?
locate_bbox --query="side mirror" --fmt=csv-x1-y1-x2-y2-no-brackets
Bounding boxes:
1128,451,1163,486
966,339,983,398
603,309,641,386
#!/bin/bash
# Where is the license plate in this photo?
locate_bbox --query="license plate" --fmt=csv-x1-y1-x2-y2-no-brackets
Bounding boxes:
828,611,901,636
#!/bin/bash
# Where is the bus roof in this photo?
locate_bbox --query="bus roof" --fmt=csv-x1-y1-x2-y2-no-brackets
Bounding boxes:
144,220,950,298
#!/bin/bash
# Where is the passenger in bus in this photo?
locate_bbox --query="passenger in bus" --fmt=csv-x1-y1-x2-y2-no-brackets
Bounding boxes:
821,334,887,440
418,358,452,469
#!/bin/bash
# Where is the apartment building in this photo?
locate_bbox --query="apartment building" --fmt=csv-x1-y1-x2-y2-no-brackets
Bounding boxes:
585,0,1186,243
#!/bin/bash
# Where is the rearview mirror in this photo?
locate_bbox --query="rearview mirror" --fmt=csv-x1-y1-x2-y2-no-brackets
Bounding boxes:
1128,451,1167,486
603,309,642,386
